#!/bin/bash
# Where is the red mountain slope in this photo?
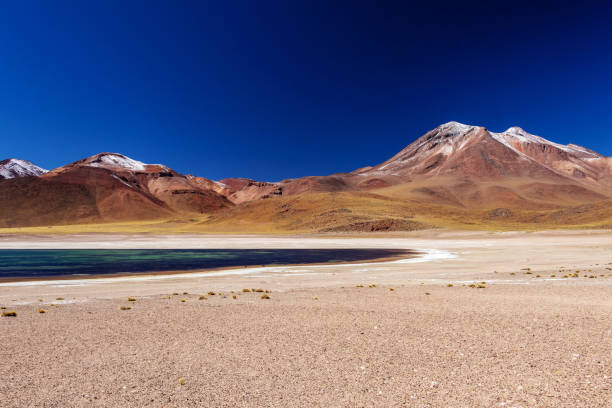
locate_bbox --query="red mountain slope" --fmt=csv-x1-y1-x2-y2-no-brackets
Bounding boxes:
0,153,231,227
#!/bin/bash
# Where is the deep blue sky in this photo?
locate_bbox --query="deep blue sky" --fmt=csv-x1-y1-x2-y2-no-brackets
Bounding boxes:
1,1,611,180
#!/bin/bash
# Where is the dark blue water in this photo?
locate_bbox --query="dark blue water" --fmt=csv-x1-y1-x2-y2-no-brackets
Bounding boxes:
0,249,411,279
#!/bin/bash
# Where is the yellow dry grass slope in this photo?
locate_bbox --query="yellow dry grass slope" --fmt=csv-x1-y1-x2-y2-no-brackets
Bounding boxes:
3,190,611,235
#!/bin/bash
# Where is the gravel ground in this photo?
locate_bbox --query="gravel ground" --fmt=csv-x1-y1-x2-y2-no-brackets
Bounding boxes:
1,284,610,407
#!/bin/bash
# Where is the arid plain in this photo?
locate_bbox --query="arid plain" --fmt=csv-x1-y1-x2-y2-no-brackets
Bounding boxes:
1,230,610,407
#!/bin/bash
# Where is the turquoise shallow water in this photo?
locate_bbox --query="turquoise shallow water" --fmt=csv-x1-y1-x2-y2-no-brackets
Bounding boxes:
0,249,410,279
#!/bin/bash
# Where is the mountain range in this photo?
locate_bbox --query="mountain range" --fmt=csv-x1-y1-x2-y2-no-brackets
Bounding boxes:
2,122,611,231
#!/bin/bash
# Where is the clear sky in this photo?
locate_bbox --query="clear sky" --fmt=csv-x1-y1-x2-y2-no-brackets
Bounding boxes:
1,1,611,180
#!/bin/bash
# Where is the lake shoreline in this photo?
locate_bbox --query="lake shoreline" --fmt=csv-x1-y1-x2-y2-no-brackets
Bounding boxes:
0,248,419,284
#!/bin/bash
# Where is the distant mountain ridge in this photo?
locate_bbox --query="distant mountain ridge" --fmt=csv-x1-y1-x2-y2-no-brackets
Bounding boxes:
1,123,611,230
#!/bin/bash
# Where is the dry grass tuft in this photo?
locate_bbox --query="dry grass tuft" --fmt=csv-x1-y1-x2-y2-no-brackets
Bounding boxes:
242,288,251,292
172,292,179,295
356,284,364,288
180,298,186,302
424,292,431,295
2,310,17,317
182,292,188,295
119,306,131,311
127,297,136,302
208,291,216,296
477,284,486,289
232,295,237,299
260,294,270,300
447,283,454,287
253,288,264,293
389,288,395,291
38,309,46,314
178,377,185,386
198,295,207,300
55,297,64,300
312,296,318,300
368,284,377,288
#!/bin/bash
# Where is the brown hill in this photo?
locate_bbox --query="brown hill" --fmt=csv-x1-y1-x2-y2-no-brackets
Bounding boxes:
273,122,611,209
218,178,282,204
353,122,611,183
0,153,231,227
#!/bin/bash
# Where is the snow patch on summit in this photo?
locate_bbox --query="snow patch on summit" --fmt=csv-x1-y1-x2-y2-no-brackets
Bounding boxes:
0,159,48,179
88,154,147,171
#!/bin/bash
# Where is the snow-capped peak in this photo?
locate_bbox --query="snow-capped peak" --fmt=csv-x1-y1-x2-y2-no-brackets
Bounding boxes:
86,153,160,171
0,158,48,179
438,121,474,133
491,127,600,158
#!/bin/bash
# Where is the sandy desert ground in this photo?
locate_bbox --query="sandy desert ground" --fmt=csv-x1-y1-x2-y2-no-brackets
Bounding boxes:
0,231,611,407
